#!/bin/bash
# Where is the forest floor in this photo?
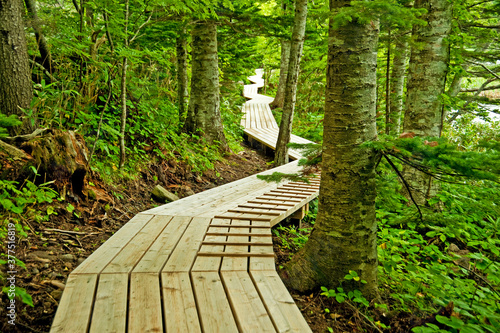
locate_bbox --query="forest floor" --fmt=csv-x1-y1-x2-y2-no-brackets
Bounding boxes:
1,142,417,333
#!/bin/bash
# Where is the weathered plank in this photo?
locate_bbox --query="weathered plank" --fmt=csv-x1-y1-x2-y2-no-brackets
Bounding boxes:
162,272,202,332
222,271,276,332
191,272,239,332
50,274,97,333
89,273,128,333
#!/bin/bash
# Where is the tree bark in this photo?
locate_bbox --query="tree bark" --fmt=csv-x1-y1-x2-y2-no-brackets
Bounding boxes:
176,24,189,125
403,0,452,205
270,39,291,109
274,0,308,166
281,0,380,300
183,21,228,151
119,0,129,169
0,0,34,136
24,0,53,74
388,34,409,136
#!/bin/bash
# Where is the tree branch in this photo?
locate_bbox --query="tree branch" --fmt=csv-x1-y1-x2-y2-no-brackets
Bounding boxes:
382,153,423,220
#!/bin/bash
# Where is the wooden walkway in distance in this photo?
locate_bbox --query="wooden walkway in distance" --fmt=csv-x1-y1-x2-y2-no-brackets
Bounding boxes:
242,69,316,160
50,69,318,333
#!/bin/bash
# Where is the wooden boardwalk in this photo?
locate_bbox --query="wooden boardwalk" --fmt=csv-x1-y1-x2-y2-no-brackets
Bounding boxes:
242,69,315,160
50,70,317,333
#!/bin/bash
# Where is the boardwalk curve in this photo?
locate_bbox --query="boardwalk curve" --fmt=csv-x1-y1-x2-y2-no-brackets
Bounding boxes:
50,69,316,333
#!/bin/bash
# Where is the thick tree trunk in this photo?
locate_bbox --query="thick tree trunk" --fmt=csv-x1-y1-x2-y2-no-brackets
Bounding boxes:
24,0,53,74
176,25,189,125
0,0,34,136
274,0,307,166
388,35,409,136
281,0,380,300
403,0,451,205
183,21,228,151
270,39,291,109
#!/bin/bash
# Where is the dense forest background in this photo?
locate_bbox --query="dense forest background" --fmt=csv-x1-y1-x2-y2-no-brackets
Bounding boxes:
0,0,499,332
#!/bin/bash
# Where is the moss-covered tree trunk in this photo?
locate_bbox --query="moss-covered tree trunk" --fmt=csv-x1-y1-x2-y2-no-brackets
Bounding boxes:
176,24,189,125
274,0,307,166
403,0,451,204
388,35,409,136
183,21,228,151
0,0,34,135
281,0,380,300
270,39,290,109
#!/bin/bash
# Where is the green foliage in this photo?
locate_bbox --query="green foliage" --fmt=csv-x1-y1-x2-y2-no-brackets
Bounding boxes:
366,136,500,183
2,286,34,307
273,225,311,252
0,113,22,137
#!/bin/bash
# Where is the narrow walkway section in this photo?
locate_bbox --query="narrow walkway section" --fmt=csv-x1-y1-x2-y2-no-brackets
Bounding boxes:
50,70,318,333
242,69,316,160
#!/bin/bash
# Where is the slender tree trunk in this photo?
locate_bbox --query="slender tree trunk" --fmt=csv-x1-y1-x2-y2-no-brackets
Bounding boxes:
176,24,189,125
119,0,129,169
281,0,380,300
388,34,409,136
385,29,391,135
24,0,53,75
274,0,308,166
0,0,34,135
183,21,228,151
270,39,291,109
403,0,451,205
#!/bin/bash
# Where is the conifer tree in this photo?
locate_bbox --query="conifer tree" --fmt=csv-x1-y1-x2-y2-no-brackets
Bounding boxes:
402,0,452,204
0,0,34,135
281,0,380,300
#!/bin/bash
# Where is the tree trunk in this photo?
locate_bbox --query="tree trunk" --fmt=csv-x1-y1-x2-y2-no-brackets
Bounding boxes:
388,34,409,136
119,0,129,169
24,0,53,75
176,24,189,125
385,29,391,135
274,0,307,166
403,0,451,205
183,21,228,151
281,0,380,300
0,0,34,136
270,39,291,109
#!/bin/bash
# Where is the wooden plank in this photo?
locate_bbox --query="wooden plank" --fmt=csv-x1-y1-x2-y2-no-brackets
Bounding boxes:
238,204,288,211
162,272,202,332
263,193,308,199
227,208,281,216
248,200,296,207
209,224,270,228
271,190,313,196
50,274,97,333
221,219,250,271
133,215,192,273
102,215,173,274
89,273,128,333
129,273,163,333
206,232,271,237
251,270,312,333
192,218,230,272
198,252,275,257
202,241,272,246
72,214,154,274
258,195,302,202
222,271,276,332
214,215,272,221
249,220,275,271
163,217,211,272
191,271,239,332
